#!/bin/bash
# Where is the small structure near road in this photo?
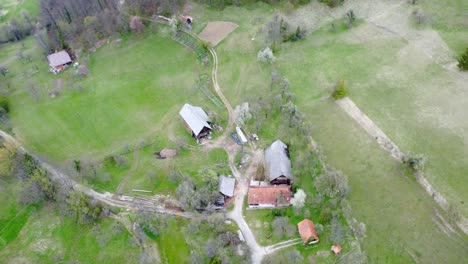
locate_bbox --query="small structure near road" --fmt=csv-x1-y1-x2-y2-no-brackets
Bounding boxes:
219,175,235,198
248,185,291,208
264,140,292,185
155,148,178,159
236,126,248,145
47,50,72,74
179,103,212,142
297,219,320,245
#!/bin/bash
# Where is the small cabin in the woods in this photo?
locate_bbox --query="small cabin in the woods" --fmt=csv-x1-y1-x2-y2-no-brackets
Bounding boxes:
47,50,72,73
297,219,320,245
179,103,212,142
264,140,292,185
247,185,291,208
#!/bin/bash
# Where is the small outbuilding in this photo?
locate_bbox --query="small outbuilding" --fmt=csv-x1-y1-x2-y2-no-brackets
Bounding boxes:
179,103,212,142
248,185,291,208
219,175,235,198
47,50,72,73
297,219,320,245
264,140,292,185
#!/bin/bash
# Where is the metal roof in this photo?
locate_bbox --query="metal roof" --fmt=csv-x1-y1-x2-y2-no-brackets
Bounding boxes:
264,140,292,181
47,51,72,67
179,104,212,136
219,175,235,197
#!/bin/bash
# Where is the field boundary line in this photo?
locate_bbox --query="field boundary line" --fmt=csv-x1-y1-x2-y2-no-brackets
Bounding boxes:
335,97,468,234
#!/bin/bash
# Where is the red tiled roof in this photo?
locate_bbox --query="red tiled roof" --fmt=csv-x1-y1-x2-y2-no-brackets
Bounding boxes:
248,185,291,206
297,219,319,244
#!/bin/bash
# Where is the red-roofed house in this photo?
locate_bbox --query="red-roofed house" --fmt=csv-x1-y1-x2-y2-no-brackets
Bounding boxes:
297,219,319,245
248,185,291,208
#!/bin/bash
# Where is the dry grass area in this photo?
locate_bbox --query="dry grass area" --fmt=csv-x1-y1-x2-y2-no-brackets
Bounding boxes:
198,21,238,46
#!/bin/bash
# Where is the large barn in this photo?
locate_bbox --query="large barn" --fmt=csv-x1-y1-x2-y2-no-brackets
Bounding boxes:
264,140,292,185
47,50,72,73
179,104,212,142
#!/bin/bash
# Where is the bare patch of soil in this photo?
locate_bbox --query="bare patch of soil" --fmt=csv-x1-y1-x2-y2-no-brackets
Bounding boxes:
198,21,238,46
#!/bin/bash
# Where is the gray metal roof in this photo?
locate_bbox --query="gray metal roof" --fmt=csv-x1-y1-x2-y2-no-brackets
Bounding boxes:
179,104,212,136
264,140,292,181
219,175,235,197
47,51,72,67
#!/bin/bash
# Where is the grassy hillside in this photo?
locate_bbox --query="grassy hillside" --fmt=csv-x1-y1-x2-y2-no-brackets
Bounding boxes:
191,1,468,262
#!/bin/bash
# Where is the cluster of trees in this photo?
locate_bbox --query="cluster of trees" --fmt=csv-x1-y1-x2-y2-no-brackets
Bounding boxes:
125,0,185,17
264,15,305,51
0,11,35,43
37,0,186,52
184,214,250,263
0,140,106,224
38,0,123,52
176,168,223,211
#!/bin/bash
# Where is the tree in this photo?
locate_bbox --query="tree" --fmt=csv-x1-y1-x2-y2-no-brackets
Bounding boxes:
330,216,346,244
457,48,468,71
0,66,9,77
272,217,295,238
257,46,276,64
345,10,356,28
0,140,19,178
314,167,349,199
402,154,426,172
291,189,306,209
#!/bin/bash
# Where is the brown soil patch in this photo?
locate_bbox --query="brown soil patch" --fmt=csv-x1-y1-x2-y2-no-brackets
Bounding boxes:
198,21,238,46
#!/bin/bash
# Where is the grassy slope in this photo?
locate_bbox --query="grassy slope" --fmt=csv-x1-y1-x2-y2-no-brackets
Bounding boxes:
7,32,211,162
419,0,468,54
191,2,468,263
0,205,141,263
0,0,39,23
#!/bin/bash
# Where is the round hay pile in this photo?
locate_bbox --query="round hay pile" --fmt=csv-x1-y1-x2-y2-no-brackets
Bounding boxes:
155,148,178,159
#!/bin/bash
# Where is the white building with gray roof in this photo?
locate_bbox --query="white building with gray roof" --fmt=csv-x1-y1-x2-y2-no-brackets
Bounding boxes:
179,103,212,141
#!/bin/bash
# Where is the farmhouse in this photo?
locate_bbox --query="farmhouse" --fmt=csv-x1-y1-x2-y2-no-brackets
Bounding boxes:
297,219,319,245
248,185,291,208
264,140,292,185
179,104,212,141
219,175,235,198
47,50,72,73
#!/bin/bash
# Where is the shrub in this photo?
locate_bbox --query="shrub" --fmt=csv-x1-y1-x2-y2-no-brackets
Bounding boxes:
331,79,348,99
319,0,345,8
0,94,9,113
402,154,426,172
319,207,332,224
457,48,468,71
